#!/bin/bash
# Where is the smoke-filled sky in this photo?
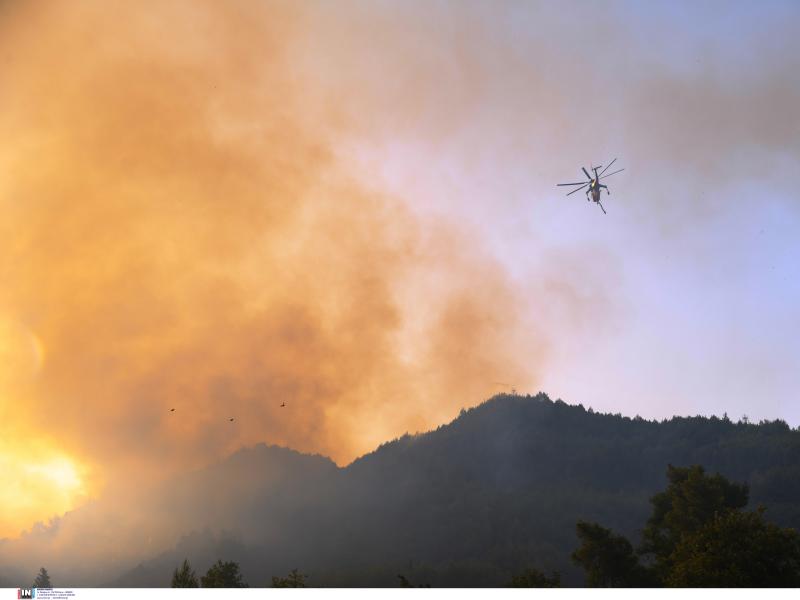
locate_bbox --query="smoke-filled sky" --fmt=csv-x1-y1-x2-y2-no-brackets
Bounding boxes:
1,0,798,539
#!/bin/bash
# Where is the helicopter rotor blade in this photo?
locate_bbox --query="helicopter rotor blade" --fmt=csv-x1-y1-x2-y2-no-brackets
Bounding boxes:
581,167,592,180
557,182,588,186
599,168,624,180
566,184,588,196
598,158,617,177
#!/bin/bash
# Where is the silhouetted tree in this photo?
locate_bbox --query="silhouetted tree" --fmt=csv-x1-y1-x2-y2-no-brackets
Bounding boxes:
572,522,651,587
171,559,198,588
640,464,748,578
272,569,307,588
573,465,800,587
667,507,800,587
508,567,560,587
395,573,431,587
201,560,247,588
33,567,51,588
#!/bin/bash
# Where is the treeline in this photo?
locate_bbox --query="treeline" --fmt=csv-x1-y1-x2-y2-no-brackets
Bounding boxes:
112,394,800,587
171,560,306,588
328,394,800,584
4,567,53,589
170,465,800,587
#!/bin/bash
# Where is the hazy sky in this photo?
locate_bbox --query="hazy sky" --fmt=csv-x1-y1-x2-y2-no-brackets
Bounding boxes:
323,0,800,424
0,0,798,538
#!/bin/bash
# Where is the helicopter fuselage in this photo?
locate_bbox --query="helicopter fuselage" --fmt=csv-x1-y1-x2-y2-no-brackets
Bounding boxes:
557,158,622,215
588,179,601,202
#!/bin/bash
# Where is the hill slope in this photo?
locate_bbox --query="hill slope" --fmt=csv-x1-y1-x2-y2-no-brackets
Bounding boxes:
329,393,800,584
7,393,800,587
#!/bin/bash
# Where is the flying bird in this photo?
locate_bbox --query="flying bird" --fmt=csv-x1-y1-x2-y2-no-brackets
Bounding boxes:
229,417,235,422
169,408,175,412
280,402,286,408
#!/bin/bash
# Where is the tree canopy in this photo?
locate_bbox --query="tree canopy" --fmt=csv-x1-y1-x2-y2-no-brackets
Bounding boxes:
508,567,561,588
200,560,247,588
572,465,800,587
171,559,198,588
33,567,51,588
572,522,653,587
668,508,800,587
272,569,308,588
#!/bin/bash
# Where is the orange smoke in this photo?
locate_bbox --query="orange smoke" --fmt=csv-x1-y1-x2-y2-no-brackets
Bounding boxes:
0,0,548,535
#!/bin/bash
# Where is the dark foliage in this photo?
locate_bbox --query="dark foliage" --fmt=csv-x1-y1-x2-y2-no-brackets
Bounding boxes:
33,567,51,588
572,522,653,587
171,559,198,588
200,560,247,588
272,569,308,587
573,466,800,586
668,508,800,586
396,573,430,588
640,465,749,578
508,567,561,587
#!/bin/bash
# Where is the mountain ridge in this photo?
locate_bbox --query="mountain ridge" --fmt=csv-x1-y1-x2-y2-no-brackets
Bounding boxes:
4,393,799,587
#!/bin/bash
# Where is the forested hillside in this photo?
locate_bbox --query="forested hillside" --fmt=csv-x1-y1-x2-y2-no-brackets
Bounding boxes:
104,393,800,587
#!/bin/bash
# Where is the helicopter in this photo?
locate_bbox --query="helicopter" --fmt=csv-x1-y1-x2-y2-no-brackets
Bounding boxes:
557,158,624,214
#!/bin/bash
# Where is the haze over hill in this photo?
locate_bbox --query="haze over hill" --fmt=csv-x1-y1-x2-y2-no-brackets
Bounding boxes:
3,0,799,551
2,393,799,587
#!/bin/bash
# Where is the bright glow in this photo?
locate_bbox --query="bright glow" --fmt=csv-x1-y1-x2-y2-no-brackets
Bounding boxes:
24,457,82,491
0,444,89,539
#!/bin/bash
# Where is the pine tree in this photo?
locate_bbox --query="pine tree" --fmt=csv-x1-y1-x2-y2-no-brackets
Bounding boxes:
171,559,198,588
33,567,52,588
